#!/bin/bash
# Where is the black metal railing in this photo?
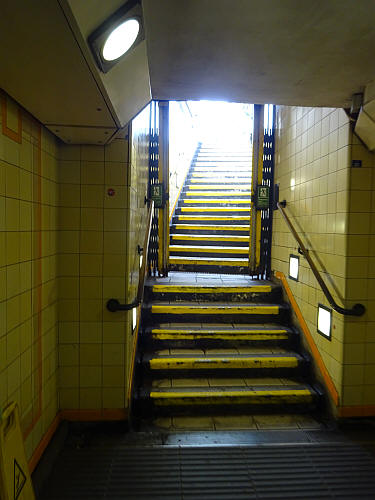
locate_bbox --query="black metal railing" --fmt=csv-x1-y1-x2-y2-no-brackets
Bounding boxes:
277,200,365,317
106,200,154,312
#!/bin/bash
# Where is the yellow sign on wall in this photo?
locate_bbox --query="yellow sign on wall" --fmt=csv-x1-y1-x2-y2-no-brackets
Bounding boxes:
0,403,35,500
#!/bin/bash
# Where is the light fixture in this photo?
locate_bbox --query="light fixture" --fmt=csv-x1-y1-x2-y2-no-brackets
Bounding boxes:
132,307,137,331
289,254,299,281
317,304,332,340
88,0,144,73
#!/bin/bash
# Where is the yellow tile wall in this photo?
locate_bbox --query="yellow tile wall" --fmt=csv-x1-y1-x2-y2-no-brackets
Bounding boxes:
272,106,351,402
126,105,151,399
0,91,59,460
343,133,375,407
58,137,132,412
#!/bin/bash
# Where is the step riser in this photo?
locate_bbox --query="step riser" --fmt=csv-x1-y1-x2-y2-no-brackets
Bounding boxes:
175,209,250,215
169,250,248,259
168,263,250,274
170,237,249,247
146,404,316,418
180,201,251,207
146,312,289,325
146,290,281,303
171,229,250,236
146,339,292,351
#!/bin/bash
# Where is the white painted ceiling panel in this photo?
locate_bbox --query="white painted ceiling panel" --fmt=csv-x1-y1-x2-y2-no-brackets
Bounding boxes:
0,0,116,128
142,0,375,108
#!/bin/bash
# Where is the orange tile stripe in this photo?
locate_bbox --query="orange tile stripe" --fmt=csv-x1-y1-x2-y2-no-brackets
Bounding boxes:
28,413,61,473
338,405,375,418
275,271,339,406
23,119,43,440
0,93,22,143
1,94,43,439
127,305,141,408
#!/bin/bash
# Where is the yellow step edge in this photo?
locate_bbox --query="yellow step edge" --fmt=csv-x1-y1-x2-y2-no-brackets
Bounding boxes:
174,226,249,232
169,245,249,254
153,333,289,341
183,199,251,204
171,235,249,242
169,257,248,266
190,177,252,181
191,171,252,178
152,328,287,334
151,285,272,293
177,216,249,221
188,185,251,190
180,207,250,212
149,356,299,370
151,390,313,406
151,305,279,314
186,192,251,197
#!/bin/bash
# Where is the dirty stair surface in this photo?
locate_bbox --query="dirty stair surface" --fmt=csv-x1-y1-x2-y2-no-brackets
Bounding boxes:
135,272,321,430
169,145,252,274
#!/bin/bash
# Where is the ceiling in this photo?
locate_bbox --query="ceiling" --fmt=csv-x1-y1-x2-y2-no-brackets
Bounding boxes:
143,0,375,108
1,0,375,143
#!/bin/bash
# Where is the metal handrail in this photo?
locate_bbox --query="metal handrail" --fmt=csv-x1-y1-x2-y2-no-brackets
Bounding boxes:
277,200,365,317
106,200,154,312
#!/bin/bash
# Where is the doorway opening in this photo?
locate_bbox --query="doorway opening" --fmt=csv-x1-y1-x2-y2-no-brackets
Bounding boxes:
168,100,256,275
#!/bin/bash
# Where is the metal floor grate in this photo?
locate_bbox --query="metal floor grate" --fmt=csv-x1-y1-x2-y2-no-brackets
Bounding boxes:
40,443,375,499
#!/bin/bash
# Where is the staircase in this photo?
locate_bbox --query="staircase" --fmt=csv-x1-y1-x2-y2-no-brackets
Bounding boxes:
135,273,321,429
169,144,252,273
133,143,321,430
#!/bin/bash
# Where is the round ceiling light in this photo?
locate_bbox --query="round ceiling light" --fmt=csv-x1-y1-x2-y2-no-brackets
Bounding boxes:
102,18,140,61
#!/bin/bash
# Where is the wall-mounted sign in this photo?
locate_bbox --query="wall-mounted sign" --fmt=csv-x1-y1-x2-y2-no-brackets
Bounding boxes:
151,183,164,208
351,160,362,168
256,185,270,209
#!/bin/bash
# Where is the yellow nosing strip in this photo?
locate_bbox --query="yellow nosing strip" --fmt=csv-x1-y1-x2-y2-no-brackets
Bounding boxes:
174,225,249,232
152,328,287,335
181,207,250,212
172,235,249,242
178,215,249,219
189,185,251,190
169,257,248,266
152,285,272,293
151,390,313,406
153,333,289,341
149,356,298,370
169,246,249,254
186,192,251,197
151,305,279,314
183,199,251,204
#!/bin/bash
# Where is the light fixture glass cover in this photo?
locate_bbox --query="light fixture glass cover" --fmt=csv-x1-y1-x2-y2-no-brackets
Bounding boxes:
289,254,299,281
102,19,140,61
132,307,137,331
317,304,331,339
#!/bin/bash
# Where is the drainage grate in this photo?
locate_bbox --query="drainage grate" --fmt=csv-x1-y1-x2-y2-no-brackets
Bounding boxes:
40,444,375,499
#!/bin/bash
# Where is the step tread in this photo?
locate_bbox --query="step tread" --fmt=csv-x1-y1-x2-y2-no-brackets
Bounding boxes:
150,385,312,394
151,301,282,308
169,245,249,252
174,225,249,231
149,283,273,292
180,207,251,212
148,348,295,357
171,234,249,241
151,377,304,388
150,323,291,332
169,256,249,263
